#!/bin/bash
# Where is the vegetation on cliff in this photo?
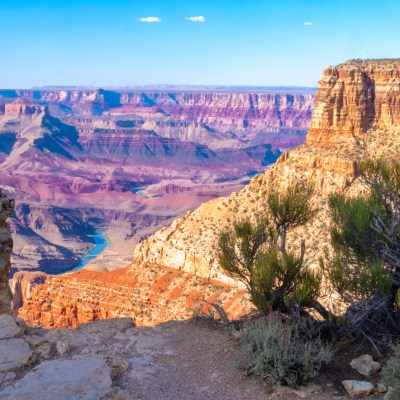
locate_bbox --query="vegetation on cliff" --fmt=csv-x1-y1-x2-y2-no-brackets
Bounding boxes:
218,159,400,388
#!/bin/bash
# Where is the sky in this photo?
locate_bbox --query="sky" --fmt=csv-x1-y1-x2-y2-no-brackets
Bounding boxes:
0,0,400,88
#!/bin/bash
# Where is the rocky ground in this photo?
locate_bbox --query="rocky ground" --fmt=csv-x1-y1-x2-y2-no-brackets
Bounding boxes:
0,314,390,400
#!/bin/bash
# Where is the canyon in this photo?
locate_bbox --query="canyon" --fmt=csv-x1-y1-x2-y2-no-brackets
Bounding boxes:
0,59,399,400
0,87,314,274
11,59,400,328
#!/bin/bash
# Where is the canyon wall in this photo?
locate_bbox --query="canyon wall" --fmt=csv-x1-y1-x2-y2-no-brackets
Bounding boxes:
307,59,400,147
14,59,400,328
134,59,400,280
1,89,314,146
0,191,14,313
12,264,249,328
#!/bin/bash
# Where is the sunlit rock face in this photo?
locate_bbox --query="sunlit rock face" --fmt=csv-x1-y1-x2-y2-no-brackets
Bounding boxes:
307,59,400,148
13,59,400,328
135,59,400,281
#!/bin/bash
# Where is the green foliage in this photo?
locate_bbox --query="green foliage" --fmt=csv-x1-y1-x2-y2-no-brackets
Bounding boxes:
268,184,318,233
217,218,268,291
325,159,400,305
217,183,321,315
241,314,333,387
251,248,321,312
382,345,400,399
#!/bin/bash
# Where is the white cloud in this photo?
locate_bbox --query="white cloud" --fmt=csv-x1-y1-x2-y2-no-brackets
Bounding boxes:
186,16,206,22
138,17,161,23
304,21,313,26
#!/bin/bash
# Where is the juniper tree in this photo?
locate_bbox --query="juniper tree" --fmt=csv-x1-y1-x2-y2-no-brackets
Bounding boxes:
323,159,400,339
217,183,325,317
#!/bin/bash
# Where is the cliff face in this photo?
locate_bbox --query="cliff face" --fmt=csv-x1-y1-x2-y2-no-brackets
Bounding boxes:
307,59,400,147
133,59,400,281
12,264,249,328
0,89,315,144
14,59,400,329
0,191,14,313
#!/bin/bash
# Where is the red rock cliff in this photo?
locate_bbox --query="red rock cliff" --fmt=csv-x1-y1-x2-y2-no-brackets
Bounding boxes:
307,59,400,147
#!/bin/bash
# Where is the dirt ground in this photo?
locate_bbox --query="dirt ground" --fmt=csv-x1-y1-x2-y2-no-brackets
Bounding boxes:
115,319,387,400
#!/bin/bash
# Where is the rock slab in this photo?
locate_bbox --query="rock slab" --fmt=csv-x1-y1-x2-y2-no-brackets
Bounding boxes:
342,380,375,396
0,338,34,372
0,315,21,340
0,358,113,400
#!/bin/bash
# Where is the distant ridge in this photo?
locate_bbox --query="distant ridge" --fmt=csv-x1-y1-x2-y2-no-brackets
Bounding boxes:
11,85,317,94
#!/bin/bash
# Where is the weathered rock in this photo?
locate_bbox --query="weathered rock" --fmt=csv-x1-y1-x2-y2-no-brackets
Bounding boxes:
56,340,70,356
0,191,14,314
0,338,34,372
0,315,21,340
342,380,375,396
15,265,249,328
36,341,54,359
133,60,400,283
0,358,114,400
307,60,400,148
350,354,381,377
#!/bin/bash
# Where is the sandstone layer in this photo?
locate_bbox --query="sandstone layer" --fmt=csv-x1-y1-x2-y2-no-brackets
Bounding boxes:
0,87,313,273
13,264,249,329
307,59,400,147
134,59,400,282
13,59,400,328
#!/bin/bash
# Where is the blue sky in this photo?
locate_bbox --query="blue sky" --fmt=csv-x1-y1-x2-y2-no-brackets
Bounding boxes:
0,0,399,88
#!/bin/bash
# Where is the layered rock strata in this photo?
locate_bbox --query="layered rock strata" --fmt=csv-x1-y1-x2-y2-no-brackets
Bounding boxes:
15,59,400,328
0,192,14,313
134,59,400,281
307,59,400,147
13,264,249,328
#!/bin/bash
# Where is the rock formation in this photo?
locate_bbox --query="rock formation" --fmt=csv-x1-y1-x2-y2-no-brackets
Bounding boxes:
1,87,313,274
11,59,400,329
0,191,14,313
134,59,400,281
307,59,400,148
12,264,249,328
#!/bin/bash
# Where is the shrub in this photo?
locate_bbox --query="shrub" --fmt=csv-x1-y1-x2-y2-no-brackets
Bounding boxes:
217,183,328,318
382,345,400,400
241,313,333,387
322,159,400,339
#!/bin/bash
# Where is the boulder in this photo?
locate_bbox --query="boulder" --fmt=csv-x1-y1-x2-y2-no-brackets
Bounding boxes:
342,380,375,396
350,354,381,377
0,315,21,340
0,338,35,372
0,357,114,400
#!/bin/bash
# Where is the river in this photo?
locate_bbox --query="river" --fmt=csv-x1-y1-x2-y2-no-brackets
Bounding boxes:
69,230,109,272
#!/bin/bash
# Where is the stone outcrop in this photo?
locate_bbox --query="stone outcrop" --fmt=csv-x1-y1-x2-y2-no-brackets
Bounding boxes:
307,59,400,148
14,264,249,329
0,191,14,313
134,59,400,281
3,99,46,116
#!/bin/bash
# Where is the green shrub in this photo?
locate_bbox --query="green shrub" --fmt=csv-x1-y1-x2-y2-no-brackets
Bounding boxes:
382,345,400,399
241,313,333,387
